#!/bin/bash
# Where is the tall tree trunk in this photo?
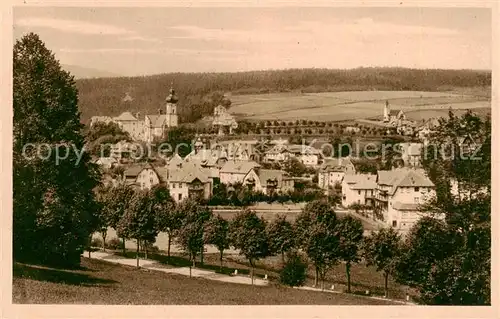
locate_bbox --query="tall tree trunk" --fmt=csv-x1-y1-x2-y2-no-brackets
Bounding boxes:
249,259,254,285
122,237,126,255
192,254,196,268
167,233,172,259
136,239,140,268
281,251,285,264
145,244,148,260
200,245,204,265
314,266,319,287
219,249,224,272
101,230,107,252
384,272,389,298
88,250,91,258
346,262,351,293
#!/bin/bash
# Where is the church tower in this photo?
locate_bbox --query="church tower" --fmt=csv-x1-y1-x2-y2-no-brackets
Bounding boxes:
383,100,390,122
165,85,179,127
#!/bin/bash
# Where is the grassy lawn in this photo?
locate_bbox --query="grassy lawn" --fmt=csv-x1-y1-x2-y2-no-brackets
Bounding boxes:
13,258,400,305
95,248,414,301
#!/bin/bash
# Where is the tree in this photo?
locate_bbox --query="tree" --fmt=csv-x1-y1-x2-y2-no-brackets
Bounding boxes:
266,215,295,264
400,110,491,305
13,33,101,267
279,251,307,287
102,183,135,253
117,190,158,267
335,215,364,293
229,209,269,284
176,200,213,270
203,214,230,272
363,227,401,298
150,184,177,260
282,157,308,177
295,200,339,288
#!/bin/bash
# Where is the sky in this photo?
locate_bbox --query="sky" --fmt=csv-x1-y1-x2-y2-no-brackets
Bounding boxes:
13,7,492,77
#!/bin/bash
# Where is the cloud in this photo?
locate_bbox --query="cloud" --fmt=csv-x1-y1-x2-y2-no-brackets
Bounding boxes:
168,18,459,45
121,35,162,44
58,47,245,55
15,17,135,35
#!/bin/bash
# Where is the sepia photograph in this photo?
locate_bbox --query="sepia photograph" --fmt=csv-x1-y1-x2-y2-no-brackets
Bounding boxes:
5,1,496,313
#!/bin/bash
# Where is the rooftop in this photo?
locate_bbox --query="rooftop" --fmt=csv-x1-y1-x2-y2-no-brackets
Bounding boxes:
220,160,260,174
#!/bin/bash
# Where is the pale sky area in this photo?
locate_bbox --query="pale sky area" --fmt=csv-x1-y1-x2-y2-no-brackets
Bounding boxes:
13,7,491,77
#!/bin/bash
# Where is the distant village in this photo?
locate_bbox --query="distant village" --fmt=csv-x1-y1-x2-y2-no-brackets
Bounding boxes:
89,86,475,236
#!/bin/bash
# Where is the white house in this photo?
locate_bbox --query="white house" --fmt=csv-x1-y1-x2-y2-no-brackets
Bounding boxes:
123,163,163,190
374,168,435,234
318,157,356,190
166,162,212,203
94,157,118,169
113,112,144,141
342,173,377,207
219,160,261,185
396,142,423,167
242,168,295,196
264,144,321,167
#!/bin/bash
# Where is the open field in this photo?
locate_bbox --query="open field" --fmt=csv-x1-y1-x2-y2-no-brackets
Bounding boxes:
13,258,399,304
229,90,490,122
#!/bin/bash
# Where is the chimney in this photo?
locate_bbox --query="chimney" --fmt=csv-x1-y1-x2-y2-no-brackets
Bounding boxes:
158,108,162,115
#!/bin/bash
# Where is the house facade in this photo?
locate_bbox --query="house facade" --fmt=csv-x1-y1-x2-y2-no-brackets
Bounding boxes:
341,173,377,207
242,168,295,195
373,168,435,234
219,160,261,185
166,162,212,203
123,163,163,190
318,157,356,190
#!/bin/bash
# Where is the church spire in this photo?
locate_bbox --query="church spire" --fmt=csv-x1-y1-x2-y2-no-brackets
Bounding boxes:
166,81,178,103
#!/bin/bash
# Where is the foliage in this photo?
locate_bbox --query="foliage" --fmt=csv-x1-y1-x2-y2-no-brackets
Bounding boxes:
295,200,339,288
85,122,131,156
106,237,122,250
335,215,364,293
13,33,100,267
279,251,308,287
398,110,492,305
363,227,401,297
176,200,213,267
159,125,196,158
229,209,269,284
282,157,309,177
203,214,230,271
117,189,158,264
266,215,296,263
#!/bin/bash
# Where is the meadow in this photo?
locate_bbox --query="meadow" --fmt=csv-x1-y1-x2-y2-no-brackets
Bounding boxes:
229,90,490,122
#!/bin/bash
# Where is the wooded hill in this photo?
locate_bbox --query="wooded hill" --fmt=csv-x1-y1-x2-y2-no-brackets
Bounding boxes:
74,67,491,125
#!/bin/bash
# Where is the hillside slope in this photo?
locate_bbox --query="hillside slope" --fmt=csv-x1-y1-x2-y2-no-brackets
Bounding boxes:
74,68,491,124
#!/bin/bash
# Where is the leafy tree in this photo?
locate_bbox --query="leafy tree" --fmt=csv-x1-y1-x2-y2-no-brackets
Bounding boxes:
395,217,456,288
176,200,213,269
279,251,308,287
150,184,177,260
13,33,100,267
282,157,308,177
335,215,364,293
363,227,401,298
204,214,230,271
229,209,269,284
402,110,491,305
101,183,135,253
160,125,196,158
266,215,295,264
295,200,339,288
117,189,158,267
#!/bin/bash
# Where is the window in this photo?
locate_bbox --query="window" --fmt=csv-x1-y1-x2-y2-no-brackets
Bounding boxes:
414,187,419,192
178,193,182,201
172,183,176,188
150,178,154,184
392,220,397,227
414,197,419,203
358,190,361,195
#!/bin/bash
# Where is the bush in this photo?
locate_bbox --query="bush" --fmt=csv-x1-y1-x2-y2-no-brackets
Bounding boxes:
91,237,102,248
106,237,122,250
280,252,307,287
